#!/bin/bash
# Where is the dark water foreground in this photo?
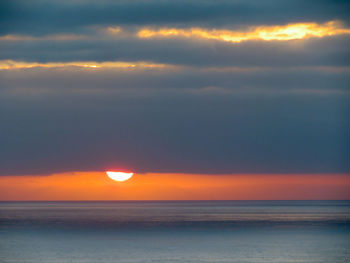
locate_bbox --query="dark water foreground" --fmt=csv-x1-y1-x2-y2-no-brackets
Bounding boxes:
1,201,350,263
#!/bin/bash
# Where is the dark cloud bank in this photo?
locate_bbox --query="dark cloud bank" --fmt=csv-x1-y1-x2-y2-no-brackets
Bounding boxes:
0,0,349,175
1,0,350,35
1,67,349,175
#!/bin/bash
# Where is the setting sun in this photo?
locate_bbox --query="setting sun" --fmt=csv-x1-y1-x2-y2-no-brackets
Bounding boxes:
106,171,133,182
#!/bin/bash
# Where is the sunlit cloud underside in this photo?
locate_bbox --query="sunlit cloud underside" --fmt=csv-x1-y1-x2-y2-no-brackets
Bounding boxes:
1,59,349,73
0,60,169,70
1,21,349,45
137,21,350,42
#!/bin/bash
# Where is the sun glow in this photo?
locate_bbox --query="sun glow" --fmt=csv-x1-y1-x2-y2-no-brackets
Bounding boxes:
0,172,349,200
106,171,133,182
137,21,350,43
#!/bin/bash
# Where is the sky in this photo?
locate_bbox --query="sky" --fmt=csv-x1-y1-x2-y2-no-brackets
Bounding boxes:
0,0,349,200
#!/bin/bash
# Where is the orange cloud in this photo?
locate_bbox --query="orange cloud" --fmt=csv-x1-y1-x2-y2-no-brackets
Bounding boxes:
0,172,349,200
0,60,170,70
138,21,350,42
105,26,123,35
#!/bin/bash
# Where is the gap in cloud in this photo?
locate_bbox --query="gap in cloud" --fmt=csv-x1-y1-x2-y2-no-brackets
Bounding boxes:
0,172,349,201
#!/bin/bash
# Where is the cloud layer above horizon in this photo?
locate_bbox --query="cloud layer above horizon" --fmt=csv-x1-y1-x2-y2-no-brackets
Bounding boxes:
1,0,349,175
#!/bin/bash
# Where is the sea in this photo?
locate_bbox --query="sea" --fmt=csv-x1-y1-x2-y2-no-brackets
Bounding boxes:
0,201,349,263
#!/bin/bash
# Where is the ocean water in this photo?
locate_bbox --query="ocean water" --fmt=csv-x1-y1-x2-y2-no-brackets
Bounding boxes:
0,201,349,263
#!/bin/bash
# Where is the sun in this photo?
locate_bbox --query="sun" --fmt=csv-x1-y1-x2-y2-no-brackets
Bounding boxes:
106,171,133,182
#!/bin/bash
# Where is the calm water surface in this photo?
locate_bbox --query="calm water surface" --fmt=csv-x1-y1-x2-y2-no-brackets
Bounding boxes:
0,201,349,263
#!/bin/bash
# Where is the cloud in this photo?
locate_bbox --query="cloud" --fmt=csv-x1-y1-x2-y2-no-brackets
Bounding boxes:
1,63,349,93
1,0,350,36
0,60,170,70
1,34,350,68
0,34,86,42
137,21,350,42
1,66,349,175
1,94,349,175
1,0,349,176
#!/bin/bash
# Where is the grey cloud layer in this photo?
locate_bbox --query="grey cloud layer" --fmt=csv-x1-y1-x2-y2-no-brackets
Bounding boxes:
1,0,350,35
1,0,349,175
1,67,349,175
1,67,349,93
1,36,350,68
1,91,349,175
